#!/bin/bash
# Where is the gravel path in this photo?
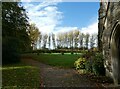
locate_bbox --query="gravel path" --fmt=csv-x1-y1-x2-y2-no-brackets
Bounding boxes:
21,58,118,88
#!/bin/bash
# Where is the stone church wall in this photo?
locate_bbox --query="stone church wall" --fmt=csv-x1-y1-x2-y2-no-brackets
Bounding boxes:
98,1,120,85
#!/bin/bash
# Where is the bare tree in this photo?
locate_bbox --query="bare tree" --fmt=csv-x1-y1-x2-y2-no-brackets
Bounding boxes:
48,33,51,49
68,30,74,49
63,32,68,48
56,33,63,49
42,34,48,49
52,33,56,49
73,29,80,49
79,33,84,50
85,33,90,49
39,32,42,49
90,33,97,49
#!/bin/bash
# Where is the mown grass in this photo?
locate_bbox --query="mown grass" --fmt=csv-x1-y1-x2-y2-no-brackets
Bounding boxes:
22,53,81,68
2,63,40,88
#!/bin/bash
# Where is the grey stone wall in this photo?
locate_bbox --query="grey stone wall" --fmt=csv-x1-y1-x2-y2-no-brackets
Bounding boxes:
98,1,120,85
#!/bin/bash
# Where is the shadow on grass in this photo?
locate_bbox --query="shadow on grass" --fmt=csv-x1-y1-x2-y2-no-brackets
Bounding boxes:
2,63,40,88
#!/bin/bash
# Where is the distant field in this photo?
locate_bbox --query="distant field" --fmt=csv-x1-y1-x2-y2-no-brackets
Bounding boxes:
22,53,82,68
2,63,40,88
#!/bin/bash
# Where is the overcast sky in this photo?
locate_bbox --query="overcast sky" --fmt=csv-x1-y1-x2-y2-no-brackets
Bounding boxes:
22,1,99,35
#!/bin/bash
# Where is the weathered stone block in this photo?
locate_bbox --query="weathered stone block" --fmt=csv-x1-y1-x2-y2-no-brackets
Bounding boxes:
98,1,120,85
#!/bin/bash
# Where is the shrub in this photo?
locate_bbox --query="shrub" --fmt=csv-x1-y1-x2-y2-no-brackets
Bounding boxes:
74,58,86,70
92,53,105,75
61,52,64,55
85,60,93,73
71,52,74,54
81,51,95,60
75,52,105,76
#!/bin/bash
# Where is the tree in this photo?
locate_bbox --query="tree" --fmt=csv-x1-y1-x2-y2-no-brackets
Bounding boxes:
42,34,48,49
56,33,63,49
2,2,31,64
73,29,80,49
52,33,56,49
63,32,68,48
79,33,84,50
84,33,90,49
28,23,40,50
48,33,51,49
68,30,74,51
39,32,42,49
90,34,97,49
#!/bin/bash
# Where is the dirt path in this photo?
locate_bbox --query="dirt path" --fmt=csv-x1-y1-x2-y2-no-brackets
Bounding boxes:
21,58,115,88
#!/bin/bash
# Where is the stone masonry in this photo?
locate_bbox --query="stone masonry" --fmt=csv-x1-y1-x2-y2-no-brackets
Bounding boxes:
98,1,120,85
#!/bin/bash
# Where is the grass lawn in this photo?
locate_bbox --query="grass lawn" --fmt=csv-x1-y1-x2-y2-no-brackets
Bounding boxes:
22,53,81,68
2,63,40,88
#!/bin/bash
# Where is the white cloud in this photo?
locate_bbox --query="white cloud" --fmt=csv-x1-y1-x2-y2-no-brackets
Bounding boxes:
23,2,98,35
53,21,98,35
21,0,100,2
54,26,78,34
21,0,63,2
23,1,63,34
81,22,98,34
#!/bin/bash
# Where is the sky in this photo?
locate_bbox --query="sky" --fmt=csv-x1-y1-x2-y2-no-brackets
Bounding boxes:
22,1,100,35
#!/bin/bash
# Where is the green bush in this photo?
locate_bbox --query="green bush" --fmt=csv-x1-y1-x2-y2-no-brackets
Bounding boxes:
81,51,95,59
74,58,86,70
71,52,74,54
85,60,92,73
61,52,64,55
75,52,105,75
92,53,105,75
